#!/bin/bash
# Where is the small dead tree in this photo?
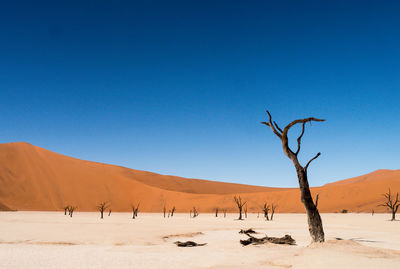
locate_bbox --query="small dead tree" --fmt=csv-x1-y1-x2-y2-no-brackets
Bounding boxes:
215,207,219,217
97,202,110,219
262,110,325,242
108,209,112,216
63,205,69,215
270,204,277,221
131,203,140,219
380,189,399,221
68,206,77,218
244,205,248,218
222,209,227,218
192,207,199,218
262,203,270,221
234,196,247,220
163,204,166,218
171,206,176,217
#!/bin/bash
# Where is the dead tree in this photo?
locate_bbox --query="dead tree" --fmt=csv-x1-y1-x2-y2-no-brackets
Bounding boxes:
170,206,176,217
262,110,325,242
108,209,112,216
262,203,270,221
68,206,77,217
244,205,248,218
97,202,110,219
270,204,277,221
163,204,166,218
223,209,227,218
215,207,219,217
234,196,247,220
315,193,319,208
131,203,140,219
379,189,399,221
63,205,69,215
192,207,199,218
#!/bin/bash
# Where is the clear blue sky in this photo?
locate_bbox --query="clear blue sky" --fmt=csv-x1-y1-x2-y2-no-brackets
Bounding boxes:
1,1,399,187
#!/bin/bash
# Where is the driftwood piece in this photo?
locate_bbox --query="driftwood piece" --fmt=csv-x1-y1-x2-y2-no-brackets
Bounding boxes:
239,229,257,234
240,233,296,246
174,241,207,247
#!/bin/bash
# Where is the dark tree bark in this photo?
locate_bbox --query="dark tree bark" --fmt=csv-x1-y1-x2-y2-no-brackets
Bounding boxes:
163,204,166,218
262,203,270,221
131,203,140,219
171,206,176,217
64,206,69,215
67,206,77,217
234,196,246,220
240,233,296,246
215,207,218,217
97,202,109,219
270,204,277,221
380,189,399,221
262,111,325,242
192,207,199,218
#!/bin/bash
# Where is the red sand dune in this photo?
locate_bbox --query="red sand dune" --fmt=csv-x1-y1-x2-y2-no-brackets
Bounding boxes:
0,142,399,213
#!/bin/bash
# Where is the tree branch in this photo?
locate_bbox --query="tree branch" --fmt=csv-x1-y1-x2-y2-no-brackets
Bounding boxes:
295,122,306,156
304,152,321,171
261,110,282,139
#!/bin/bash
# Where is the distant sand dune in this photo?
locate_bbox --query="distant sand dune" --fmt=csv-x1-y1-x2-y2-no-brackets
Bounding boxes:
0,142,399,212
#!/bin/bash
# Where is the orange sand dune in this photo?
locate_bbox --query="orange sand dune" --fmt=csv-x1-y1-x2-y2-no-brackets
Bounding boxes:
0,142,399,213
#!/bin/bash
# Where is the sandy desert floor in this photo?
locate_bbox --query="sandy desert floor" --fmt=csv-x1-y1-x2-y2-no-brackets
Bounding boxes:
0,212,399,269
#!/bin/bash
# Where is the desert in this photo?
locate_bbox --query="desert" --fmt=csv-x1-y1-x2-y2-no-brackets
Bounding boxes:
2,2,400,268
1,143,400,268
1,212,399,268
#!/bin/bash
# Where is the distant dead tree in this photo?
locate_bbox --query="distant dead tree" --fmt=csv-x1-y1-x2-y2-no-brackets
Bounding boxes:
63,205,69,215
191,207,199,218
97,202,110,219
171,206,176,217
372,209,374,216
215,207,219,217
222,209,227,218
68,206,77,218
131,203,140,219
234,196,247,220
244,205,248,218
315,193,320,208
108,209,112,216
163,204,167,218
379,188,399,221
262,203,270,221
270,204,277,221
262,110,325,242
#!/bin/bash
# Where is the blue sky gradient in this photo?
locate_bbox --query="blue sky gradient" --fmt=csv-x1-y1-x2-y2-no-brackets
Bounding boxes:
1,1,399,187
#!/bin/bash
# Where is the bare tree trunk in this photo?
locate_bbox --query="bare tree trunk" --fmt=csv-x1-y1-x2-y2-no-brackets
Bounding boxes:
296,168,324,242
262,111,325,242
101,210,104,219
